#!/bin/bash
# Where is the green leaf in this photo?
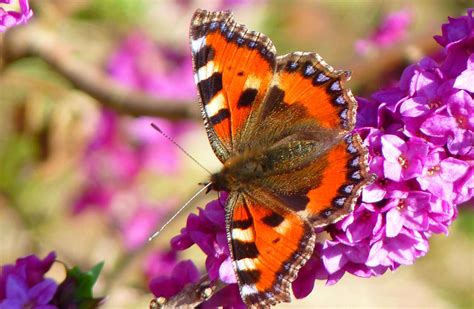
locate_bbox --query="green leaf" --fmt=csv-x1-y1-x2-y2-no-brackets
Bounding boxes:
51,262,105,309
68,262,104,299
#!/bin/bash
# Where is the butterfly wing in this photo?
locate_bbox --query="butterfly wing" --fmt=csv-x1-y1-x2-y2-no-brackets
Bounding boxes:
246,52,374,226
226,191,315,307
190,9,276,162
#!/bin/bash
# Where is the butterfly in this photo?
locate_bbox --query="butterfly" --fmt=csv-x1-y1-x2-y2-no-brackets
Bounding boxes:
190,9,373,307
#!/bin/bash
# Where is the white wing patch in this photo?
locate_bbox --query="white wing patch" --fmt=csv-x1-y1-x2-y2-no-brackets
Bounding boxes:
191,36,206,53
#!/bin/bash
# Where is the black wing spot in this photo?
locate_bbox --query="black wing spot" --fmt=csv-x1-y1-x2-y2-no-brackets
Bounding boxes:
209,108,230,126
237,269,261,284
198,73,223,104
233,240,259,259
195,45,215,70
233,219,252,229
237,88,258,108
261,212,284,227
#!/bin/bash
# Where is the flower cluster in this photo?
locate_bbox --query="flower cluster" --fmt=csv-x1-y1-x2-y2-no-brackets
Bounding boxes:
149,9,474,306
74,32,195,250
300,7,474,294
355,9,412,55
0,0,33,32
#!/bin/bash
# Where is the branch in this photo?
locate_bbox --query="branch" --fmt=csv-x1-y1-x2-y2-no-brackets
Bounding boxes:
3,21,201,121
3,19,439,121
149,275,226,308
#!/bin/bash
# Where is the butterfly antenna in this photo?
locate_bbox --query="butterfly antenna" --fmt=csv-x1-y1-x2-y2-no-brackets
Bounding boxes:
150,123,212,175
148,182,212,241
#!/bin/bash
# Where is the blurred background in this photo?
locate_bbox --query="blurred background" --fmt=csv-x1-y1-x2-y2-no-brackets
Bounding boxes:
1,0,473,308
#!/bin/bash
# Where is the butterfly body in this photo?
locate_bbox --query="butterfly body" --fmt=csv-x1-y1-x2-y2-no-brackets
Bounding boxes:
190,9,374,307
211,124,344,195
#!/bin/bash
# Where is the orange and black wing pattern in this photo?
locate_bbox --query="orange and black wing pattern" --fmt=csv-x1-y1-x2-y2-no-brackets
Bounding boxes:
226,191,315,307
190,9,276,162
258,52,374,226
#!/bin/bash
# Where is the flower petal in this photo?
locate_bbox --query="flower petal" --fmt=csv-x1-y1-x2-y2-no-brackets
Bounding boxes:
28,279,57,305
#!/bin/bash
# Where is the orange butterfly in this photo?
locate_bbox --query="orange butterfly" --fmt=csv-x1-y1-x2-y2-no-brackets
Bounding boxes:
190,9,373,307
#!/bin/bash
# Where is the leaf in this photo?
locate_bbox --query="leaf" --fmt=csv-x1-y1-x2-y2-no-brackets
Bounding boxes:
68,262,104,299
51,262,105,309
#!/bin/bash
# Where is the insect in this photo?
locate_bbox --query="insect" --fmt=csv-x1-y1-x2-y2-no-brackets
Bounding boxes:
190,9,373,307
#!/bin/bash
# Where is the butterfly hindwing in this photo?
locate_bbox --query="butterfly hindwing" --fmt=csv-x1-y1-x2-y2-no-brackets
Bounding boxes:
226,191,315,307
190,9,276,162
247,52,374,226
261,133,373,226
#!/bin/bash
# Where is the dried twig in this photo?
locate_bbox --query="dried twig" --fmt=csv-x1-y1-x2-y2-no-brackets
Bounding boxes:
3,21,201,121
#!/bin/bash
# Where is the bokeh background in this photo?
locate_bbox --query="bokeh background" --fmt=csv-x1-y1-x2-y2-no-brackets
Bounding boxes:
1,0,473,308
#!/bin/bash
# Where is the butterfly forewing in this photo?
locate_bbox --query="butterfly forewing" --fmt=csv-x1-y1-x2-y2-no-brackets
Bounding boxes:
190,9,276,162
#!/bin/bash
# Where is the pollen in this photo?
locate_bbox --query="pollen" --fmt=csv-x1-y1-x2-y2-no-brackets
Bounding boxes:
428,99,442,109
456,115,468,129
398,155,408,168
427,165,441,176
396,199,406,211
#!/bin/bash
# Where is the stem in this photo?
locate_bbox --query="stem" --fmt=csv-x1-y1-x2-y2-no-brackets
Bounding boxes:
3,21,201,121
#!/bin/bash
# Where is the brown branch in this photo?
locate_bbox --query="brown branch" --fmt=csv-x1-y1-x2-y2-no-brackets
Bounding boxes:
3,18,440,121
149,275,226,308
3,21,201,121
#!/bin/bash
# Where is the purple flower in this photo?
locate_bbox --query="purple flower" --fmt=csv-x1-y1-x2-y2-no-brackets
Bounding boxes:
417,150,469,203
171,193,234,283
420,90,474,155
1,276,57,309
381,134,428,181
0,0,33,32
356,10,412,55
144,250,177,281
454,54,474,93
383,191,431,237
434,9,474,51
322,239,371,275
366,228,429,267
149,260,200,298
292,244,328,299
1,252,57,308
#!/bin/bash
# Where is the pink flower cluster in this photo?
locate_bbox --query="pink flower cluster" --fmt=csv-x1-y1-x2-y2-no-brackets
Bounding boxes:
0,0,33,32
74,33,195,251
299,7,474,295
148,9,474,306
